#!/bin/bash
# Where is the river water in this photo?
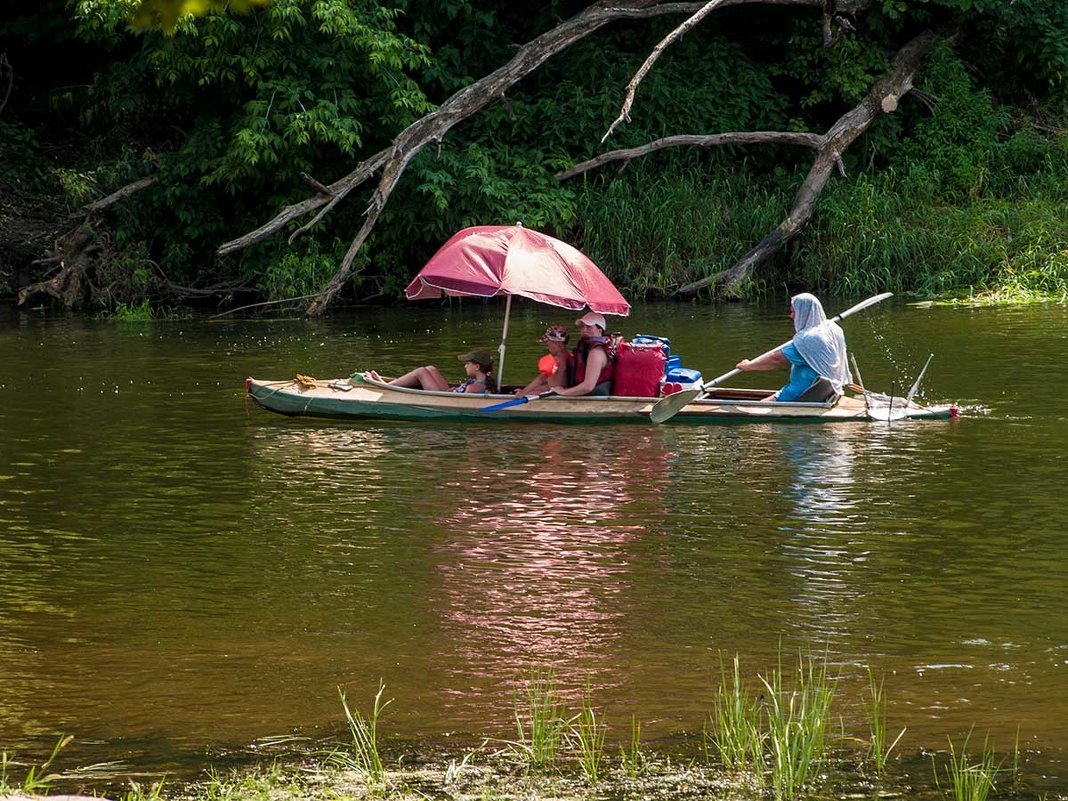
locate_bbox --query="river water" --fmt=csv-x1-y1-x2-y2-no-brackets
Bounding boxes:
0,297,1065,793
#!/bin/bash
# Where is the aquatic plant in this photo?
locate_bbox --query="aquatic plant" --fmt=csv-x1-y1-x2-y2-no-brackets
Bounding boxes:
759,651,837,801
0,735,73,794
619,714,645,779
512,666,568,771
866,667,906,773
337,680,392,784
203,762,304,801
572,678,607,784
707,652,765,775
119,779,166,801
932,730,1000,801
442,744,481,786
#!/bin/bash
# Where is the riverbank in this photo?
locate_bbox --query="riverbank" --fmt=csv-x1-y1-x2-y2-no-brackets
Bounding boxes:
0,733,1045,801
0,661,1044,801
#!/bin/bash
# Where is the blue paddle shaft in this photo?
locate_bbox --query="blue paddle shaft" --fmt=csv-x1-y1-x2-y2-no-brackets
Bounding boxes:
481,390,556,412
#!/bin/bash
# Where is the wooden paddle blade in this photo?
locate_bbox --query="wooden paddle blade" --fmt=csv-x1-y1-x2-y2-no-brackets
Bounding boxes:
649,388,703,424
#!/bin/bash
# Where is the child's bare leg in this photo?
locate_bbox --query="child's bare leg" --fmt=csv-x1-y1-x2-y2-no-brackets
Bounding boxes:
389,365,450,391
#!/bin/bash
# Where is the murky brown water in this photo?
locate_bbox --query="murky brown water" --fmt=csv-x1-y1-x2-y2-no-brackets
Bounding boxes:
1,298,1065,793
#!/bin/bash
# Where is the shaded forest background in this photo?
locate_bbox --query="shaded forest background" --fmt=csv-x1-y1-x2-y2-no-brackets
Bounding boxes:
1,0,1067,315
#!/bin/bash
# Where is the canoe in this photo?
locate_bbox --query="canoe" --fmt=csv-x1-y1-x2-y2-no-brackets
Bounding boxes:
245,373,958,424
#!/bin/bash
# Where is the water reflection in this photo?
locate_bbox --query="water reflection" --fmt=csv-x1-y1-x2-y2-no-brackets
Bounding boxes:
774,426,866,644
426,426,675,709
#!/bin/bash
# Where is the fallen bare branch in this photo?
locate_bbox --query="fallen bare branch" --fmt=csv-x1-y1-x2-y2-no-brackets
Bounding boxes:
80,175,158,214
603,0,726,142
558,132,823,180
207,292,321,319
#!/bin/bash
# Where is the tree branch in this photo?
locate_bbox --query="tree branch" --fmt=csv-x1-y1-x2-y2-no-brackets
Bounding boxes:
603,0,727,142
80,175,158,214
557,132,823,180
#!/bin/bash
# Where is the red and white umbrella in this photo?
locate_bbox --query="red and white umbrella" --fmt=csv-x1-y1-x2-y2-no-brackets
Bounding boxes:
405,224,630,384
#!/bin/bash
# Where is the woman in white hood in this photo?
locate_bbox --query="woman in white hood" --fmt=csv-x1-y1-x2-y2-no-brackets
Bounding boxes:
735,293,851,402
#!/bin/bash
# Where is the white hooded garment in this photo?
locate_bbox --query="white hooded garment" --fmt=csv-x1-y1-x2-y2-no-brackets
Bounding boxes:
790,293,852,394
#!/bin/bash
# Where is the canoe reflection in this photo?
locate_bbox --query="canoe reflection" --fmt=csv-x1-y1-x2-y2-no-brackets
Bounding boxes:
426,426,675,706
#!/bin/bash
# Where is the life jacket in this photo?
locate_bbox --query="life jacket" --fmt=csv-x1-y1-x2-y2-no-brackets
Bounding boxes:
573,337,614,388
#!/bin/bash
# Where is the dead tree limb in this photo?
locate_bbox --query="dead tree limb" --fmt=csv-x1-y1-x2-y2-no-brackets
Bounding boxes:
603,0,726,142
664,29,941,297
217,0,870,317
558,132,823,180
603,0,869,141
80,175,159,214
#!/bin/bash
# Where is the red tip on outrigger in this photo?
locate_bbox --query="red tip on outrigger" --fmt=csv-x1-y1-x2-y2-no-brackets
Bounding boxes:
949,404,960,418
245,376,253,394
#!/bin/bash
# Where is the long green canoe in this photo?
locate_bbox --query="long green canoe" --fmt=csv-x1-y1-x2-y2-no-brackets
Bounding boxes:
245,373,958,425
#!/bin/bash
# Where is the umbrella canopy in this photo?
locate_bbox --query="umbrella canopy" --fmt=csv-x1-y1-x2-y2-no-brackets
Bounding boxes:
405,224,631,316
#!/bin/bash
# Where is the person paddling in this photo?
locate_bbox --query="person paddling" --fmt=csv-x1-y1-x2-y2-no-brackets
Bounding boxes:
735,293,851,402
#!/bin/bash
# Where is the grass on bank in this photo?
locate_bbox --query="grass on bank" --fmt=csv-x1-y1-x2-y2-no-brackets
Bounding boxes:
1,736,73,795
932,730,1001,801
866,667,906,774
510,667,568,771
336,681,391,784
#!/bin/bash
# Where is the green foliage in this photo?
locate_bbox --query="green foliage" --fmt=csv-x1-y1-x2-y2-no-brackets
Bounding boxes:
791,116,1068,300
897,46,1009,197
781,25,894,109
573,160,789,298
112,298,157,320
4,0,1068,308
263,238,347,302
67,0,433,278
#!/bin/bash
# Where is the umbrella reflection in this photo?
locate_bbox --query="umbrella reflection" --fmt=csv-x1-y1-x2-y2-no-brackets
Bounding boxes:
426,427,675,707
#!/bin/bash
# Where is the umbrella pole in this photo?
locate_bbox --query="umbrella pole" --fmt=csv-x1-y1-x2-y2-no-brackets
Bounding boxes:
496,295,512,390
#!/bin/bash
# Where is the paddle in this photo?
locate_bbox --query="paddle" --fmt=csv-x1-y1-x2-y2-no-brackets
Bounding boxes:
876,352,934,422
481,389,556,412
649,292,894,424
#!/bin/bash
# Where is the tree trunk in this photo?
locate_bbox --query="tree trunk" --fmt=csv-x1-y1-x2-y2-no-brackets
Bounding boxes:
672,29,941,297
17,224,100,309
